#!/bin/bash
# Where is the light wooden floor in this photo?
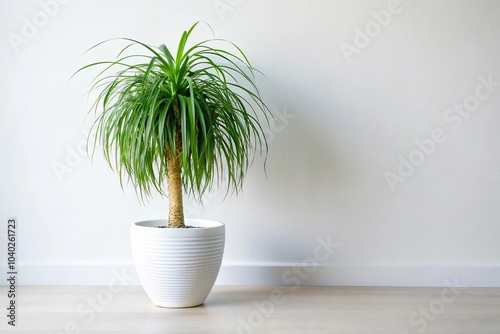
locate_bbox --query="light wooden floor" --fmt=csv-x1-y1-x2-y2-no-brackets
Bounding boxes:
1,285,499,333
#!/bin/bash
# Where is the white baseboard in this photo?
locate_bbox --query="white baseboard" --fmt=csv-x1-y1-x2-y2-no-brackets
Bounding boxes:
216,264,500,287
3,262,499,287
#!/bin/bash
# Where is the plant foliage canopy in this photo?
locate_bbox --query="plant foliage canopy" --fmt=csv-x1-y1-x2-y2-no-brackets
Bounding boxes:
76,22,271,212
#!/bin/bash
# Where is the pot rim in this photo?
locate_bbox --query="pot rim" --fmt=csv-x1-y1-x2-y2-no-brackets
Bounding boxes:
131,219,225,237
133,218,223,228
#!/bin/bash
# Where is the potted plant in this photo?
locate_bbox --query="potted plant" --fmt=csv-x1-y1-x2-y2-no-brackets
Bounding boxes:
75,22,271,307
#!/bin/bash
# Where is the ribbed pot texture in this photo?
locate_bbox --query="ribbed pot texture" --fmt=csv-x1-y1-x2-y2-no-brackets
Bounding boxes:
131,219,225,308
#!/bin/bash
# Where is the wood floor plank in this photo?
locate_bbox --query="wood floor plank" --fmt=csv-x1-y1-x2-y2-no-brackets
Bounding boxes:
0,286,499,333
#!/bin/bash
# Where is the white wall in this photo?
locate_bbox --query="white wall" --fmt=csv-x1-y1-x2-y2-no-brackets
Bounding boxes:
1,0,499,286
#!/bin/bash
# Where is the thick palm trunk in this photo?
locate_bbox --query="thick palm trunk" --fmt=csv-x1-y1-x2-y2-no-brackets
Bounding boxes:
167,136,185,228
167,102,185,228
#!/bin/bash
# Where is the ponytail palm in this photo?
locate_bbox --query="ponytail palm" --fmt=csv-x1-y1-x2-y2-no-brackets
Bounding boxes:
77,22,270,227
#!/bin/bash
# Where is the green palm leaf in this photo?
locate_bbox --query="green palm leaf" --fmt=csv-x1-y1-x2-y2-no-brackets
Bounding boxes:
74,22,271,227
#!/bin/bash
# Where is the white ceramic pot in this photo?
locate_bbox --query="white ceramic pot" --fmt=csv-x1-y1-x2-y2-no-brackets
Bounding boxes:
131,219,225,308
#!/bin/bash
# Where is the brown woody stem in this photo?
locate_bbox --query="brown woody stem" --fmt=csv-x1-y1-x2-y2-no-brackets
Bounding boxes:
167,102,185,228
